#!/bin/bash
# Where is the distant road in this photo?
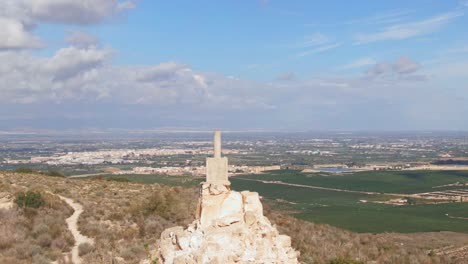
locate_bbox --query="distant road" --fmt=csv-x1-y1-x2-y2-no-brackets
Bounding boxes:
68,173,107,179
235,178,382,195
235,178,414,198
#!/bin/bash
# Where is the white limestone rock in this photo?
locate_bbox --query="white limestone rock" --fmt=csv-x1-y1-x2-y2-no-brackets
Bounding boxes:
157,183,300,264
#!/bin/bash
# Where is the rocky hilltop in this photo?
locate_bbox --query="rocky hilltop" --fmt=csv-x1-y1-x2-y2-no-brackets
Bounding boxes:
158,131,298,263
157,182,299,264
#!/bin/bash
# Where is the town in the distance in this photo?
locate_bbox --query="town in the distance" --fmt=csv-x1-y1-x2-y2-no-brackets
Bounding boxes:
2,131,468,204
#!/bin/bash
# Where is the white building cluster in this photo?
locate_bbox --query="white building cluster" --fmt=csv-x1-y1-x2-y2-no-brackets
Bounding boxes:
28,148,214,165
114,165,281,176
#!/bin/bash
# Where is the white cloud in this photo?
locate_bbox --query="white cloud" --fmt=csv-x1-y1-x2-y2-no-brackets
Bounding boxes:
444,45,468,54
393,56,420,74
339,58,376,70
297,33,329,48
297,43,340,57
0,46,273,109
355,11,463,44
0,46,112,103
366,56,423,79
46,46,111,81
346,10,412,26
426,60,468,78
276,71,295,81
0,0,136,49
118,1,137,10
0,17,43,49
66,31,99,48
28,0,136,24
3,48,420,112
3,46,467,130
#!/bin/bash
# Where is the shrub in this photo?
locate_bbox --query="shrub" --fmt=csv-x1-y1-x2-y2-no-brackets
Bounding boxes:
32,255,52,264
0,228,15,250
120,245,145,260
328,258,364,264
43,170,65,178
15,167,37,174
106,177,130,182
15,241,42,259
32,223,49,238
406,197,417,205
78,242,94,256
51,237,69,251
15,191,45,209
37,233,52,248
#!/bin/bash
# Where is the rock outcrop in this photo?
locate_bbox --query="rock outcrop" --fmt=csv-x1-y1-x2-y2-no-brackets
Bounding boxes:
157,182,299,264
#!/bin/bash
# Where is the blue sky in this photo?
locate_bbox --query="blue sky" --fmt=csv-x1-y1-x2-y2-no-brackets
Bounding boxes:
1,0,468,130
38,0,468,79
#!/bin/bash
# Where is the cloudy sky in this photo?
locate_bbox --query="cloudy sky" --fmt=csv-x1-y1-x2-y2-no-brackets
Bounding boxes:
1,0,468,131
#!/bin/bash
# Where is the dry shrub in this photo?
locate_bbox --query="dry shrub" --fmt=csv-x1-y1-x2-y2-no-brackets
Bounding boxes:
78,242,94,257
36,233,52,248
0,176,74,263
0,210,18,250
15,241,42,260
144,217,165,236
131,186,196,224
120,245,145,261
32,254,52,264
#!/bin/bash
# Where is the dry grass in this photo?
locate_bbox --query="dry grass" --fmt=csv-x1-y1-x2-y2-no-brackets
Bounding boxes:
1,172,467,264
265,208,468,263
0,177,74,263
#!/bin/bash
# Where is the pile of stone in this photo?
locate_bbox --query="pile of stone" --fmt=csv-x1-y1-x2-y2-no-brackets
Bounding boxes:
156,131,299,264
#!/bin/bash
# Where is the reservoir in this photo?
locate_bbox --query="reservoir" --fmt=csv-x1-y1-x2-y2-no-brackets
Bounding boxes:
318,167,355,173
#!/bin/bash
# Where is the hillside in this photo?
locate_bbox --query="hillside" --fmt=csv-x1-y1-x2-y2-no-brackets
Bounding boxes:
1,172,467,263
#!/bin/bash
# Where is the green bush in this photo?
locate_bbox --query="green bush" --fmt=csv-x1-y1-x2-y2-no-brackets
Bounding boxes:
15,167,37,174
42,170,64,177
15,191,45,209
107,177,130,182
405,197,417,205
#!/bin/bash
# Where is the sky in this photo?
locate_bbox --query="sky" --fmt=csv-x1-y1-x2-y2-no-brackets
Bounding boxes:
1,0,468,131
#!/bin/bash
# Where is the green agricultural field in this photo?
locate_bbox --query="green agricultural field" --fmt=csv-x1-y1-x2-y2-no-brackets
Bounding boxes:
234,170,468,194
84,170,468,233
230,170,468,233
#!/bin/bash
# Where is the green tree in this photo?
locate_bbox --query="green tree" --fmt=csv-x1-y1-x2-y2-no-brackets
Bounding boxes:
406,197,417,205
15,191,45,209
43,170,65,177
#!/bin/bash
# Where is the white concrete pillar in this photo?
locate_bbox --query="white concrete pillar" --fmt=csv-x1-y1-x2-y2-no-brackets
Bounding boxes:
214,130,221,158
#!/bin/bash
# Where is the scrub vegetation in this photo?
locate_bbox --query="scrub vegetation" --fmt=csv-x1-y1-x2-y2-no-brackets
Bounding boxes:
1,171,467,263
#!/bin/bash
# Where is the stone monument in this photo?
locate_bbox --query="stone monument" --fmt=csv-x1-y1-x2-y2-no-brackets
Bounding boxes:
205,131,229,186
156,131,299,264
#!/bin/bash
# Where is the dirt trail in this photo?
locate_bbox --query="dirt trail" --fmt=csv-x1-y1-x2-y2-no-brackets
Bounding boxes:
68,172,107,179
56,195,94,264
446,214,468,220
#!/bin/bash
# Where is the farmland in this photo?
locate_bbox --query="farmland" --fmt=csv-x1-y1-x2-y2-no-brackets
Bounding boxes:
230,170,468,233
95,169,468,233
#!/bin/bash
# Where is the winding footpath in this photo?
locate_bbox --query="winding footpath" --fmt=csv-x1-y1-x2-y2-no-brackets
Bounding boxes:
56,195,95,264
